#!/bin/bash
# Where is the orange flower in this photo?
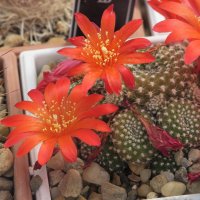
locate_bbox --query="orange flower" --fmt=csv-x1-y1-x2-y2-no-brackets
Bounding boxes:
153,1,200,66
1,77,118,166
58,5,155,95
147,0,181,19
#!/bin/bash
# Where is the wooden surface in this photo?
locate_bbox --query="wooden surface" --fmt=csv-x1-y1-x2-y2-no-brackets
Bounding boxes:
130,0,145,38
0,42,69,59
0,52,32,200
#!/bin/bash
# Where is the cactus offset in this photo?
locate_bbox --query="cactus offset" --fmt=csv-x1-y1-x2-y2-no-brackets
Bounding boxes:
157,99,200,148
80,137,125,174
110,108,157,164
150,152,179,176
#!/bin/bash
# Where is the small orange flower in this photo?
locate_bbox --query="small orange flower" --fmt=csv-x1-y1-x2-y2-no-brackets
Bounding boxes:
58,5,155,95
153,0,200,67
1,77,118,166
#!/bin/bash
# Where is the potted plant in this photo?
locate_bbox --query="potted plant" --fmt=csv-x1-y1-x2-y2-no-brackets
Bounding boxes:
2,1,200,200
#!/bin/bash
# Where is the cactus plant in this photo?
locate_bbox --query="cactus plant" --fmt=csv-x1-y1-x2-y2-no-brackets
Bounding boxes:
80,136,125,174
157,99,200,148
110,108,157,164
150,152,179,176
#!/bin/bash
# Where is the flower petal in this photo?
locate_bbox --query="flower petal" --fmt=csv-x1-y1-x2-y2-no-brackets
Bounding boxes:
57,47,92,63
15,101,47,117
165,29,200,43
75,94,103,115
68,84,86,104
70,129,101,146
52,58,83,76
80,104,118,118
58,135,77,163
44,82,59,111
74,13,99,48
55,77,70,105
71,118,111,132
81,70,103,94
184,40,200,64
159,2,200,31
153,19,196,33
6,124,44,139
111,19,143,49
4,132,40,148
91,22,100,33
147,1,170,19
67,63,98,77
67,36,86,46
100,4,115,43
1,115,40,127
117,52,155,64
116,64,135,90
38,138,57,165
28,89,45,108
180,0,200,16
119,38,152,54
105,67,122,95
16,133,52,157
100,73,113,94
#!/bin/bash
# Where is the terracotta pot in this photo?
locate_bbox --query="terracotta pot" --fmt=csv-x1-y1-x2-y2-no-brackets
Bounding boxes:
0,51,32,200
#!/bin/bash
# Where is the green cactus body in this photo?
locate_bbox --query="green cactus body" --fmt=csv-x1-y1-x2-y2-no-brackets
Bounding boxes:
110,108,157,164
80,138,125,174
124,45,197,105
157,99,200,148
145,95,168,117
183,82,200,104
151,152,179,176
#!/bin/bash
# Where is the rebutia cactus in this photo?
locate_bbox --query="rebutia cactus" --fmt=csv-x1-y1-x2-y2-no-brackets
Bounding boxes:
110,108,157,164
150,152,179,176
157,99,200,148
73,43,200,172
80,136,125,174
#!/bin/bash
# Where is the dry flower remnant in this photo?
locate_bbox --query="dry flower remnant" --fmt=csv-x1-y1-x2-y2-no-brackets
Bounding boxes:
122,99,185,156
186,171,200,185
57,5,155,95
152,0,200,74
36,58,83,93
1,77,118,166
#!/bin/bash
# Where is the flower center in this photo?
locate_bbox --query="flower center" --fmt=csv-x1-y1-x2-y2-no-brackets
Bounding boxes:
82,32,120,67
35,98,77,135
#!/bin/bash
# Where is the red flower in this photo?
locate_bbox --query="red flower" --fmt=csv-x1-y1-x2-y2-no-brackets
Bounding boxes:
186,171,200,184
147,0,182,19
37,58,83,93
57,5,155,95
1,77,118,166
123,99,184,156
153,0,200,69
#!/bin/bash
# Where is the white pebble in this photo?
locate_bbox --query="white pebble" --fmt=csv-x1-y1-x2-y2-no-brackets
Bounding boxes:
147,192,158,199
161,181,186,197
140,169,151,182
